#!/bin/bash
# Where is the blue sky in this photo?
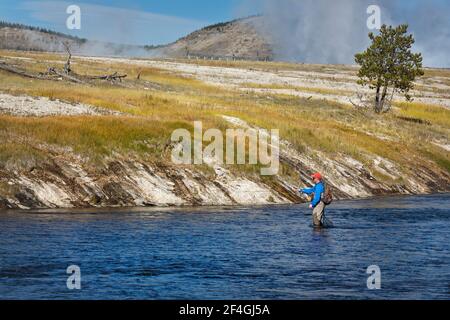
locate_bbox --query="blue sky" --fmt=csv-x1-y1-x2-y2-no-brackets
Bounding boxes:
0,0,257,45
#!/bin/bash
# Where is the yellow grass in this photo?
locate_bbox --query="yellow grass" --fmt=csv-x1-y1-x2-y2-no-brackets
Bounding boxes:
242,82,354,96
0,50,449,178
395,102,450,127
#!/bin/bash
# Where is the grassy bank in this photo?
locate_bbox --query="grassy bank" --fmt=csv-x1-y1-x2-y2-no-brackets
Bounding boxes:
0,50,449,185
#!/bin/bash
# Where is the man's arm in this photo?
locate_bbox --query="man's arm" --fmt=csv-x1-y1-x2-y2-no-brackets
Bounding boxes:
300,187,314,195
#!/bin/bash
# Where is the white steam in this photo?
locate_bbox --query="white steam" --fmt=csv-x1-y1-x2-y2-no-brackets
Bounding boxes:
256,0,449,67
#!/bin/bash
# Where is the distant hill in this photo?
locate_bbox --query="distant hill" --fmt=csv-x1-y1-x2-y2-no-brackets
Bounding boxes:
0,21,84,52
0,17,274,60
159,16,274,60
0,21,152,57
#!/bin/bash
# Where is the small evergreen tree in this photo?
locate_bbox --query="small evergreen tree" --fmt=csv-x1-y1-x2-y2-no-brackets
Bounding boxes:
355,24,424,113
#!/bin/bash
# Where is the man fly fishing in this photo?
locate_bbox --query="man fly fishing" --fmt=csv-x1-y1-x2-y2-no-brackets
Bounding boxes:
299,172,333,227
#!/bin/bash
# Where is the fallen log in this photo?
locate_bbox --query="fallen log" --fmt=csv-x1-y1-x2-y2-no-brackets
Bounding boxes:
0,61,51,80
86,72,127,82
47,67,85,84
1,60,126,85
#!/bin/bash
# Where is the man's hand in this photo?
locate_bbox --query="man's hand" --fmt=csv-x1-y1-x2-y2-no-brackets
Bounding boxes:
309,204,313,209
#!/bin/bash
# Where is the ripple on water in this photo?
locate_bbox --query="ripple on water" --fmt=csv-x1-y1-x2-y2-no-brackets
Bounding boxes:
0,194,449,300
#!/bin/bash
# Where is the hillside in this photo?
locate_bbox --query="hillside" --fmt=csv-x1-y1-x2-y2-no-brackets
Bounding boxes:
159,16,273,60
0,17,273,60
0,50,449,209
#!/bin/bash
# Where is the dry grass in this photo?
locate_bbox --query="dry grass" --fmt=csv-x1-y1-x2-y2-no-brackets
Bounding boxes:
0,115,174,160
423,68,450,79
165,57,358,74
0,50,449,178
395,102,450,128
0,142,48,171
241,82,354,96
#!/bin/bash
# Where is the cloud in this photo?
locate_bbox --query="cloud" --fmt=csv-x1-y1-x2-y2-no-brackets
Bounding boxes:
20,1,210,45
403,1,450,68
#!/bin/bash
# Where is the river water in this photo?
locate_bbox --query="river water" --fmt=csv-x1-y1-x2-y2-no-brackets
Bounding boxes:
0,194,449,300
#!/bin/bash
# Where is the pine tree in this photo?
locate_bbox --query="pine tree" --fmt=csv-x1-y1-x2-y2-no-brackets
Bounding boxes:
355,24,424,113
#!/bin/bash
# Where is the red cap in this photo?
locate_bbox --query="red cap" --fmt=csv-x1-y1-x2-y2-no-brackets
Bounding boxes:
311,172,323,180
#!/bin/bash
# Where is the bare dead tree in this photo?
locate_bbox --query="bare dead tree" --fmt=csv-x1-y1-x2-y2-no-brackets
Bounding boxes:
62,42,72,74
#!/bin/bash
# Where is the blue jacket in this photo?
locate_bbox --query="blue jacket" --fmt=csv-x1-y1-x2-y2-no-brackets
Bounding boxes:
301,182,324,208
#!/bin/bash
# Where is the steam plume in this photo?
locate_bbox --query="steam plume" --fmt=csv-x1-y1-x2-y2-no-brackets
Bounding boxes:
255,0,449,67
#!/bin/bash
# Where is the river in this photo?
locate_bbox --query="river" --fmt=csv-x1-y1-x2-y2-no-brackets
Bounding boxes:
0,194,449,300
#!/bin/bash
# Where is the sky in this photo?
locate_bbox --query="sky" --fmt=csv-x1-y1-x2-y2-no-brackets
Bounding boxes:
0,0,449,67
0,0,255,45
